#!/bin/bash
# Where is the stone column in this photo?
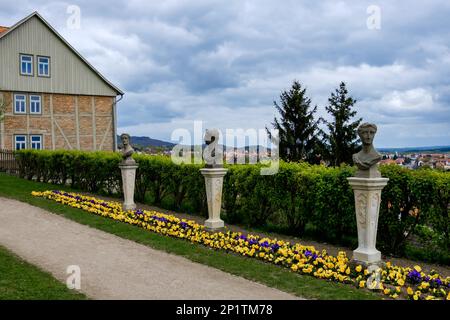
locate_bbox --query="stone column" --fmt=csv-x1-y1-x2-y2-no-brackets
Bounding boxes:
347,177,388,265
200,168,228,230
119,163,138,211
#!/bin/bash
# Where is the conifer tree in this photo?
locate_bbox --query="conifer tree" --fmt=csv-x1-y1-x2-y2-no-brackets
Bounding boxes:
322,82,362,166
267,80,321,162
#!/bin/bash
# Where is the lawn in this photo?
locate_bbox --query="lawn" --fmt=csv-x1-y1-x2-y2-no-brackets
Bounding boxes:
0,244,87,300
0,172,381,300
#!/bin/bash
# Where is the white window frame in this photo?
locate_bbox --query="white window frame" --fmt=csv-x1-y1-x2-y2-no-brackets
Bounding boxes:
14,94,27,114
20,54,33,76
14,135,27,150
30,95,42,114
37,56,50,77
30,135,43,150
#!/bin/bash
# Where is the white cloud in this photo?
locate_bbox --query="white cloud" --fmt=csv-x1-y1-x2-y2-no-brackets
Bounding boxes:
380,88,434,112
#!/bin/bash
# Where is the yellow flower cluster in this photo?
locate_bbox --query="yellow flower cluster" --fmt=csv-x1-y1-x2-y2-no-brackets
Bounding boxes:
31,190,450,300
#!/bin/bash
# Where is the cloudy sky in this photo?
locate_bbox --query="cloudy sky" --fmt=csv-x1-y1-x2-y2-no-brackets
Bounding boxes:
2,0,449,147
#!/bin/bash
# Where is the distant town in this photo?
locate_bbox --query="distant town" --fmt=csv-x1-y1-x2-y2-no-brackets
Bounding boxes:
118,136,450,171
379,151,450,170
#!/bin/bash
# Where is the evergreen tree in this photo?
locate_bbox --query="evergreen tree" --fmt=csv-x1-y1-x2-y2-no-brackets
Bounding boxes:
322,82,362,166
267,80,321,163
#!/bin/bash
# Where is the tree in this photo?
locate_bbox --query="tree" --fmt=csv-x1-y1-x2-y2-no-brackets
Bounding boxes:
322,82,362,166
267,80,321,163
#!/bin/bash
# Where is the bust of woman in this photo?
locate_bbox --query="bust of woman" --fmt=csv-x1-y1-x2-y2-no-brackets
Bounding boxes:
120,133,136,165
352,123,382,178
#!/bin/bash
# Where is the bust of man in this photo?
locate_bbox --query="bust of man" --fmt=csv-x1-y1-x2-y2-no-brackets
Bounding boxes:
120,133,136,165
352,123,382,178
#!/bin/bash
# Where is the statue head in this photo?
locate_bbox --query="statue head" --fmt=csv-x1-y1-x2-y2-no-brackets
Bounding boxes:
357,123,377,146
120,133,131,147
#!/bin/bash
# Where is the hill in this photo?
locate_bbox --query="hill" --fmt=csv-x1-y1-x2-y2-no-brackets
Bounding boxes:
378,145,450,153
116,135,175,149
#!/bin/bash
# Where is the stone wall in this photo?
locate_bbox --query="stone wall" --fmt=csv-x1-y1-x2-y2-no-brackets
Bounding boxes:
0,91,115,151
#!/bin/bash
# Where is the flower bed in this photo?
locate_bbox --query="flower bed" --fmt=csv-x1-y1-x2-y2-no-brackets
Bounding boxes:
32,190,450,300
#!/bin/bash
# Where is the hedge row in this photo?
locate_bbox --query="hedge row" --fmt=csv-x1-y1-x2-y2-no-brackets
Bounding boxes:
14,149,450,263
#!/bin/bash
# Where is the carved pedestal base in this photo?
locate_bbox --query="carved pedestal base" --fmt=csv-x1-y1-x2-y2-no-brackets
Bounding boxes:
119,163,138,211
347,177,389,265
200,168,228,231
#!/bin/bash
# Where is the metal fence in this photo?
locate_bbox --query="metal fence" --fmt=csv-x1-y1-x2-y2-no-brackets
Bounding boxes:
0,149,18,174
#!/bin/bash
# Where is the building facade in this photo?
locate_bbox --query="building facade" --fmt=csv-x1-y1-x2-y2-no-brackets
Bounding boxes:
0,12,123,151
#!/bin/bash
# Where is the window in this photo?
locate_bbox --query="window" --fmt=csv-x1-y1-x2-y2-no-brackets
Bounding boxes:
20,54,33,75
30,95,41,114
37,56,50,77
15,135,27,150
30,135,42,150
14,94,26,113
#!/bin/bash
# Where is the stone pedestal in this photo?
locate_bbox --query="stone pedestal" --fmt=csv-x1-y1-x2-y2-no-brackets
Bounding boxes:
119,163,138,211
347,177,389,265
200,168,228,230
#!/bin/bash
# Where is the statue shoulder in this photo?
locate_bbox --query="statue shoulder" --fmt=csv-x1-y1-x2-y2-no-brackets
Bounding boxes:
374,149,382,160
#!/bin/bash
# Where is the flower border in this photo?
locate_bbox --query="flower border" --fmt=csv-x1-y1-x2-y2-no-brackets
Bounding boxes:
31,190,450,300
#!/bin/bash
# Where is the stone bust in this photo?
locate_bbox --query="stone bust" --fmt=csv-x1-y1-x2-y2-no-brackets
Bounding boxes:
352,123,382,178
204,128,222,168
120,133,136,165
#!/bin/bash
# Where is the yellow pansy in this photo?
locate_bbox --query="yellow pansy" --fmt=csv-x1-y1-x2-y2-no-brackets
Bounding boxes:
419,282,430,290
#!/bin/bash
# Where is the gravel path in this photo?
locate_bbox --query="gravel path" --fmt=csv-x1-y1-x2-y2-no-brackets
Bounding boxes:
0,197,299,300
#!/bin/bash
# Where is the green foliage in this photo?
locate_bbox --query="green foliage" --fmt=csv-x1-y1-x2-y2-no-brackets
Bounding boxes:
267,80,322,163
15,150,450,263
377,165,449,256
404,225,450,265
15,149,122,194
321,82,362,166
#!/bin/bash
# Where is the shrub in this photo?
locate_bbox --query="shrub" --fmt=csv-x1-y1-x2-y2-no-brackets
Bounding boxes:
15,149,121,194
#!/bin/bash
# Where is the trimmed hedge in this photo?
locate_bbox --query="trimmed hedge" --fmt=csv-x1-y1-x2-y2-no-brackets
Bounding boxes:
14,149,450,263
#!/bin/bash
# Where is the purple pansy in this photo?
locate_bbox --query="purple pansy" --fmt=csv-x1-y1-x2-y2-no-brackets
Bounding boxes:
407,270,422,284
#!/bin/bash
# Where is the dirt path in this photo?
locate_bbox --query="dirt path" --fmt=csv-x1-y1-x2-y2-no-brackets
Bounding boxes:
0,197,300,300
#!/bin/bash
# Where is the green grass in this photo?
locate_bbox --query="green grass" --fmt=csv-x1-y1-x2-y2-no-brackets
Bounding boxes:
0,173,381,300
0,244,87,300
